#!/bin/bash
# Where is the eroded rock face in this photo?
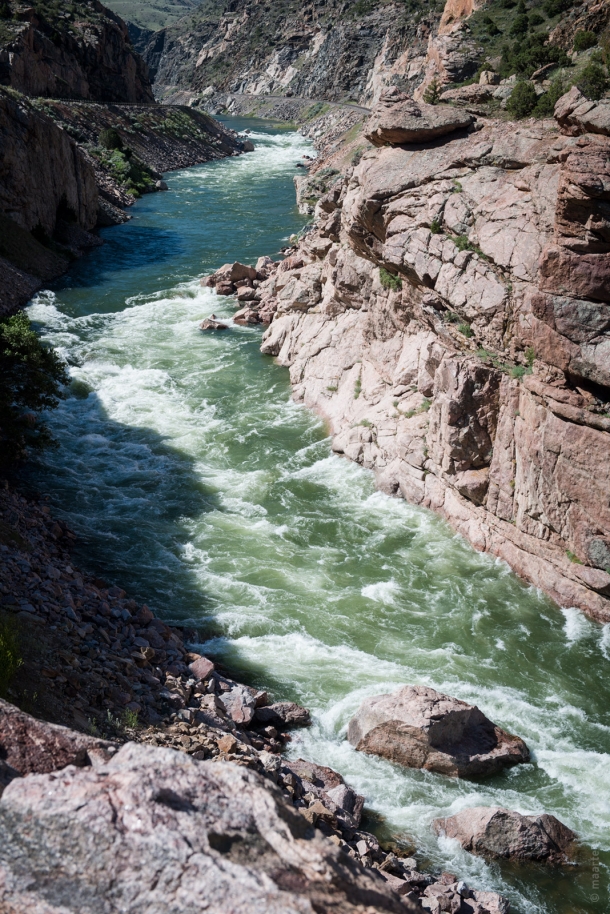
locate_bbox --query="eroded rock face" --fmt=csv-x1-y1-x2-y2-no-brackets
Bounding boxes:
554,86,610,138
0,741,411,914
347,686,529,777
255,110,610,623
365,92,474,146
433,806,577,863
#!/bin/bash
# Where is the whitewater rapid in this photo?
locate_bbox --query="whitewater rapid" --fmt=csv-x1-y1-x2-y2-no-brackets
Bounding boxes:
27,121,609,914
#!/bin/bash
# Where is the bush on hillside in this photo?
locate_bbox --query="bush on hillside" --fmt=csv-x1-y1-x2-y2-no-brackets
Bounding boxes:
573,30,597,52
0,2,11,19
542,0,573,16
506,80,538,117
500,33,570,78
533,76,567,115
577,61,609,99
0,311,67,468
510,13,530,36
99,127,123,150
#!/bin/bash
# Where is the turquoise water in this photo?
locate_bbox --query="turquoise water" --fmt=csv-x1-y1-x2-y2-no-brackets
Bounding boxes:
27,119,609,914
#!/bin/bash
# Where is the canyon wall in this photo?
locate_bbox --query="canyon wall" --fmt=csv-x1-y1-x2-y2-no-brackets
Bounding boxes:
253,94,610,622
0,0,153,103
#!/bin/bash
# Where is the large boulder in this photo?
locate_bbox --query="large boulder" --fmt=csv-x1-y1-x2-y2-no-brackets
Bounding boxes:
364,92,474,147
0,741,411,914
347,686,529,778
432,806,577,863
554,86,610,137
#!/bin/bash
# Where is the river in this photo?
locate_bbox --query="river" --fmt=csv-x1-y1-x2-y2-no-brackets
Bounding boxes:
26,119,609,914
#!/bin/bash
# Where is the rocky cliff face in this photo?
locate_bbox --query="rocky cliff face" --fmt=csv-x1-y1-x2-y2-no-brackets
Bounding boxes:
0,0,153,102
0,88,100,315
145,0,442,106
252,93,610,623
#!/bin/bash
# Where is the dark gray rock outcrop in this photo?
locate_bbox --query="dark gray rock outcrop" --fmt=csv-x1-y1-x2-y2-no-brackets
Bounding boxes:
347,685,529,778
433,806,577,863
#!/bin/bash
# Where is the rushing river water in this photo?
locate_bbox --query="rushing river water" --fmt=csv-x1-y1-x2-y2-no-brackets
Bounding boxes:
26,119,609,914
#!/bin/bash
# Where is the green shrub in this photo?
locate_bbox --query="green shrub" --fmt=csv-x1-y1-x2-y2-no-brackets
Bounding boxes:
577,62,609,99
511,365,526,378
0,616,23,698
430,218,442,234
533,76,566,116
573,30,597,52
0,312,67,467
0,2,11,18
379,267,402,291
482,15,501,36
529,12,545,27
506,80,538,118
98,127,123,150
354,376,362,399
458,323,473,337
525,346,536,367
510,13,530,37
543,0,573,15
501,34,570,79
423,77,442,105
566,549,582,564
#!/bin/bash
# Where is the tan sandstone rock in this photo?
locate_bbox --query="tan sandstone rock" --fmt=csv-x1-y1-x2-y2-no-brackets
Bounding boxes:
364,92,474,147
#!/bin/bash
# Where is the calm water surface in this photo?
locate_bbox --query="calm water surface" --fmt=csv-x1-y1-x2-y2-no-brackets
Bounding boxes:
26,118,610,914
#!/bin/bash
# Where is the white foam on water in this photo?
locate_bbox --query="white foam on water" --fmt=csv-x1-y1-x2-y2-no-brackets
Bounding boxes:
361,579,401,604
561,606,595,645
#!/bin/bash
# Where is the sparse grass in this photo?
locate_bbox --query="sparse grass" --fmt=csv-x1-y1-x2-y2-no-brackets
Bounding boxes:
0,615,23,698
566,550,583,564
379,267,402,291
525,346,535,368
430,218,442,235
511,365,526,379
354,376,362,399
327,384,338,392
458,323,473,338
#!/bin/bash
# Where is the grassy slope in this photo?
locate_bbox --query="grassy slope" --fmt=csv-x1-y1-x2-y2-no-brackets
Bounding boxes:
102,0,199,30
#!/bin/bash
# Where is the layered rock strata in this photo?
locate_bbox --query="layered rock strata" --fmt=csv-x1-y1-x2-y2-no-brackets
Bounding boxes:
248,98,610,623
347,685,529,778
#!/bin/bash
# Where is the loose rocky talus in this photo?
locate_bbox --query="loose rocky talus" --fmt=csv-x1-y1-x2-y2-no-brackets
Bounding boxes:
347,685,529,778
432,806,577,863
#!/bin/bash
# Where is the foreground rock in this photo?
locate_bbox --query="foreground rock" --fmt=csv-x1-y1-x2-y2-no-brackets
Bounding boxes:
348,686,529,778
433,806,577,863
364,91,474,147
554,86,610,137
0,741,411,914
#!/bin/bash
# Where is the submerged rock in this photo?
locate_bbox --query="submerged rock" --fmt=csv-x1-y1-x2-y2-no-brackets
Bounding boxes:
347,685,529,778
433,806,577,863
200,315,230,330
364,92,474,147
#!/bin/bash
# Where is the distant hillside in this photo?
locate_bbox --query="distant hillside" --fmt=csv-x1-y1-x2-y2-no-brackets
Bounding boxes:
103,0,199,31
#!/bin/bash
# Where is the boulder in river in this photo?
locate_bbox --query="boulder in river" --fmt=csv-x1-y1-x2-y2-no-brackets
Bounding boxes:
254,701,311,729
347,685,529,778
200,315,230,331
432,806,577,863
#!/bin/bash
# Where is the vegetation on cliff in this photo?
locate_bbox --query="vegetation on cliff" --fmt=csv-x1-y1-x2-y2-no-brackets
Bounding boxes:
0,312,67,468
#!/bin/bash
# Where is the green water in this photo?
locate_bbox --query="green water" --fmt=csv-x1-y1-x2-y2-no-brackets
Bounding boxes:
27,119,609,914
